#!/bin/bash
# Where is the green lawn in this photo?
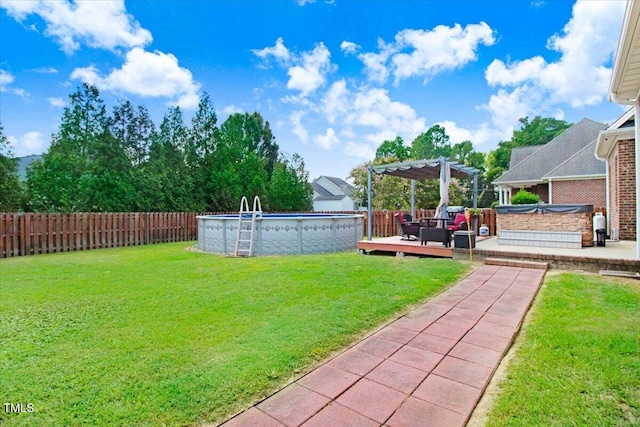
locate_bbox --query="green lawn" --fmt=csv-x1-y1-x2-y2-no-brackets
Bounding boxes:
0,243,468,426
486,272,640,427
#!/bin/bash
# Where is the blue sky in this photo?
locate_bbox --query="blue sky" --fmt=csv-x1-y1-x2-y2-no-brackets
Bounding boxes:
0,0,629,181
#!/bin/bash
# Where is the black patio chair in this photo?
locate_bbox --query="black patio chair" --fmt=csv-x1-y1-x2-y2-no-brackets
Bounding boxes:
395,212,420,240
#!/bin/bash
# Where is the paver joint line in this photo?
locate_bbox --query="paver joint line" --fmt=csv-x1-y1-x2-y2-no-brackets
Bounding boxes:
219,266,545,427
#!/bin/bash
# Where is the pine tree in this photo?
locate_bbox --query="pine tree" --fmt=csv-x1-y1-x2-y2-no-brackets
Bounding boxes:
0,125,24,211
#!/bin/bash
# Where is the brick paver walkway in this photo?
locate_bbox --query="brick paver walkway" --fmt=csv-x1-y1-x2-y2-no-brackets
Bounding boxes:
221,265,545,427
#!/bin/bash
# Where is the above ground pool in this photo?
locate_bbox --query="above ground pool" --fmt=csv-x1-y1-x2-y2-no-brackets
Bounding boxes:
197,213,364,255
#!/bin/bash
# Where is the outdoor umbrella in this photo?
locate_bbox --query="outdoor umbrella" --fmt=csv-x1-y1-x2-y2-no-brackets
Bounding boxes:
433,159,450,225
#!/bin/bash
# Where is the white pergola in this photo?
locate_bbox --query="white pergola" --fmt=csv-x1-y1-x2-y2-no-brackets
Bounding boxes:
365,158,479,240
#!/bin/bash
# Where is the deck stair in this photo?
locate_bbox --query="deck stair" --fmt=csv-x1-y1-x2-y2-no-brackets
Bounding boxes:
483,257,548,270
234,196,262,257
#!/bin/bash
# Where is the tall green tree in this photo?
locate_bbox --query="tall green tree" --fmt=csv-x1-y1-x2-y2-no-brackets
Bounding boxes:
110,99,154,168
449,140,491,206
410,125,452,160
375,136,409,161
109,99,155,210
208,112,278,211
27,84,108,211
139,106,193,211
267,153,313,211
80,130,136,211
186,93,218,211
0,125,24,211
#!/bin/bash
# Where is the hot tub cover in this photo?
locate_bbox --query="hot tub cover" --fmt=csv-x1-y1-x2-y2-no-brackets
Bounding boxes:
495,204,594,214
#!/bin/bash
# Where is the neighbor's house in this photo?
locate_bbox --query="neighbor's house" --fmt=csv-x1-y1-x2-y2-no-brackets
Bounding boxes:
595,0,640,254
312,176,360,212
17,155,42,181
493,118,607,208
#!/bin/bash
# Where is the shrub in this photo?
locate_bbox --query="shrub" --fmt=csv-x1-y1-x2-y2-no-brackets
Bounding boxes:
511,189,541,205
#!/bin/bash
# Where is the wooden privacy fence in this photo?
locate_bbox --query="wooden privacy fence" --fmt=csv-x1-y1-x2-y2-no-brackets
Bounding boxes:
0,212,213,258
1,209,499,258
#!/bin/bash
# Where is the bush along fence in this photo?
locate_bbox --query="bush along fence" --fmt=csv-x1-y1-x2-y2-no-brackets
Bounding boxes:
1,209,498,258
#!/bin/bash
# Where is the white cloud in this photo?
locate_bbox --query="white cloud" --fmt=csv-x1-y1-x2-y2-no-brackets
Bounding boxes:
322,79,349,124
451,0,627,150
1,0,152,54
32,66,58,74
436,120,507,148
315,128,340,149
356,23,495,85
8,131,48,157
222,105,243,116
290,110,309,143
286,42,334,96
253,39,336,97
483,87,535,132
0,69,28,97
358,39,395,84
340,41,360,54
485,0,624,108
0,69,15,91
251,37,291,67
343,141,376,160
391,22,496,84
71,47,201,109
48,97,66,107
345,87,427,139
297,0,315,5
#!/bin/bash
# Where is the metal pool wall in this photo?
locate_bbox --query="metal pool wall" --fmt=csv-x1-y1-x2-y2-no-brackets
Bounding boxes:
197,213,364,255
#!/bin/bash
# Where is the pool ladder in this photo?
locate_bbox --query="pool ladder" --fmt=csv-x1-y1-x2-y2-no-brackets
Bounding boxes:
234,196,262,257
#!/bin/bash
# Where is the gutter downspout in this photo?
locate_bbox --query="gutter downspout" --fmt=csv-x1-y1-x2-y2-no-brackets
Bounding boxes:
595,132,615,241
548,179,553,204
606,160,610,237
636,99,640,257
367,165,372,241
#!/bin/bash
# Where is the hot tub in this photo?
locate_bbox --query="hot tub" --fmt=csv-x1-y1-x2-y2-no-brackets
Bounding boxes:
197,213,364,255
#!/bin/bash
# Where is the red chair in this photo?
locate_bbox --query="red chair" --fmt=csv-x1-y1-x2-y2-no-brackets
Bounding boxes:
446,213,468,232
394,212,420,240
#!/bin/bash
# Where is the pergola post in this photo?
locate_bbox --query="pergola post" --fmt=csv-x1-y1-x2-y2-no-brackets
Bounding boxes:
473,172,478,209
411,179,415,218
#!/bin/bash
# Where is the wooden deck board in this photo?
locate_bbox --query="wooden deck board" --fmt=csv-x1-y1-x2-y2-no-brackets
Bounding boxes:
357,236,453,258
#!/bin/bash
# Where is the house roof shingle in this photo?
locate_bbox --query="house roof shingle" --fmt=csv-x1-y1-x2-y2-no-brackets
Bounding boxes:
324,176,354,191
509,146,542,168
493,118,607,185
311,182,333,197
544,139,605,178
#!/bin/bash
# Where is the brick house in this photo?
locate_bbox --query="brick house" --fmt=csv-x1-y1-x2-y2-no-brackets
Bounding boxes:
595,0,640,255
595,109,635,241
493,118,607,208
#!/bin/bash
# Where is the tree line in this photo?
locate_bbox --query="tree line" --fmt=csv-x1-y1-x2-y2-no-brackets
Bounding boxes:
349,117,571,210
0,84,313,213
1,83,572,213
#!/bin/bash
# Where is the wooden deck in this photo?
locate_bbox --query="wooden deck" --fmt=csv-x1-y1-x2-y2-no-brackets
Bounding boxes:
357,236,454,258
